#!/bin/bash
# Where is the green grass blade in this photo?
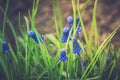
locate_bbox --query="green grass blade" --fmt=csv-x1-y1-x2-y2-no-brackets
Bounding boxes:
46,34,61,49
89,0,99,49
1,0,9,37
52,0,60,40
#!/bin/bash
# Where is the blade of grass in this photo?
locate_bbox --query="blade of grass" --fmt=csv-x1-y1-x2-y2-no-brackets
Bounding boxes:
57,0,63,36
1,0,9,37
7,19,20,51
52,0,60,40
80,0,93,12
46,34,60,49
89,0,99,51
77,0,89,44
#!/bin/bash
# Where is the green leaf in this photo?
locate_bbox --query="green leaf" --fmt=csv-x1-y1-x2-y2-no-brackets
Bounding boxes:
46,34,61,49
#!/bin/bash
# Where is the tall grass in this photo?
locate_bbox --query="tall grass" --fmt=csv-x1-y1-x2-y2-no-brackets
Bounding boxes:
0,0,120,80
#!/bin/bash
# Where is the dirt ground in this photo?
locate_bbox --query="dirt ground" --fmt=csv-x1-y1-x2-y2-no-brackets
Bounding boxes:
0,0,120,49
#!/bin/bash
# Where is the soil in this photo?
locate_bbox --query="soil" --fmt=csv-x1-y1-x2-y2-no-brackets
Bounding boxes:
0,0,120,49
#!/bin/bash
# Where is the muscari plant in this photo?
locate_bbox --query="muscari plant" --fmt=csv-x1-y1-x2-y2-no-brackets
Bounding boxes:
0,0,120,80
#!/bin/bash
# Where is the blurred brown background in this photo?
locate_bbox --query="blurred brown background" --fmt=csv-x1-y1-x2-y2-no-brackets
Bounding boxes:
0,0,120,49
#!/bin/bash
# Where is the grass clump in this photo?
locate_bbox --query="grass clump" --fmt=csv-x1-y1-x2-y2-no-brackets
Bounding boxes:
0,0,120,80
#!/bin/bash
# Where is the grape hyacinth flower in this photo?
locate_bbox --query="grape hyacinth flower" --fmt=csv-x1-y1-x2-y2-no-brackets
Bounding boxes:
28,31,44,43
67,16,73,27
67,16,82,35
73,38,82,55
61,16,82,43
40,34,44,40
28,30,38,43
107,57,111,62
40,34,44,42
59,49,68,62
76,17,82,35
76,26,82,35
106,56,111,66
2,41,10,52
61,27,70,43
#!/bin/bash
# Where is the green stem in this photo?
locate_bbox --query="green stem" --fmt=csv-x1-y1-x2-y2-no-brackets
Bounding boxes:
65,62,69,80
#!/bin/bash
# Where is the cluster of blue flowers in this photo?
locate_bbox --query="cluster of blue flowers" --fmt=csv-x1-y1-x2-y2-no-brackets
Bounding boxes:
2,31,44,52
1,31,44,63
28,30,44,44
1,16,82,62
59,16,82,62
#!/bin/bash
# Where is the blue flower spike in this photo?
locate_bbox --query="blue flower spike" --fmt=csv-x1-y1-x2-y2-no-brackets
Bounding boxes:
2,41,10,52
106,56,111,66
40,34,44,40
73,38,82,55
28,30,38,44
76,26,82,35
76,17,82,35
67,16,73,27
106,57,111,63
59,49,68,62
61,27,70,43
107,57,111,62
40,34,44,42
